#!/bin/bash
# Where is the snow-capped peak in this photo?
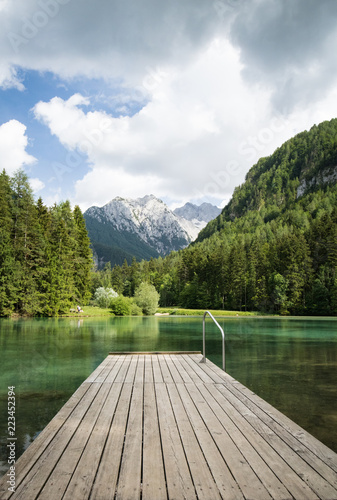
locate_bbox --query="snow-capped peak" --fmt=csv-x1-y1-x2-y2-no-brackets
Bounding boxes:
84,195,220,257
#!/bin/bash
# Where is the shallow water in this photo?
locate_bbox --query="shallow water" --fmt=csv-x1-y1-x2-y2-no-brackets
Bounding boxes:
0,315,336,476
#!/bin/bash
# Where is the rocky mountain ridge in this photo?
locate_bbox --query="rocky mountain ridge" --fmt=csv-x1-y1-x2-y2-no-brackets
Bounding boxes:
173,202,221,233
84,195,220,267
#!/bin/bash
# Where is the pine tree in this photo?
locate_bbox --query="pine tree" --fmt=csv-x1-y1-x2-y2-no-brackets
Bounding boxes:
10,170,41,315
73,205,93,305
47,202,78,314
275,232,313,313
0,170,16,315
227,238,246,310
36,198,56,316
111,265,125,295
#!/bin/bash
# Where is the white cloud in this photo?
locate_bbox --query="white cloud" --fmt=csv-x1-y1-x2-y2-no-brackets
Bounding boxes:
219,197,231,209
0,120,36,174
0,64,24,90
33,93,92,149
42,187,63,208
33,32,337,210
74,167,163,210
2,0,337,111
2,0,337,209
231,0,337,111
0,0,228,90
30,177,45,193
0,0,9,13
34,38,277,209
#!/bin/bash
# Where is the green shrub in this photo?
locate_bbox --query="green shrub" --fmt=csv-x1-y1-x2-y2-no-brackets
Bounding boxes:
134,282,159,315
110,296,132,316
130,302,143,316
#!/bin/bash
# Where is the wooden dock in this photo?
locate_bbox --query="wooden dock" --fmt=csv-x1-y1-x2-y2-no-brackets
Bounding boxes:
1,352,337,500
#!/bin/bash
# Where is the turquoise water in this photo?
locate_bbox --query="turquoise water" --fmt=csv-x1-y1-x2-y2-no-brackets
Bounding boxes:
0,316,336,477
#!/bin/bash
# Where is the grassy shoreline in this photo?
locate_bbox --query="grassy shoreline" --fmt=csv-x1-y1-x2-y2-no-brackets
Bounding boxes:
60,306,113,317
59,306,273,318
156,308,272,317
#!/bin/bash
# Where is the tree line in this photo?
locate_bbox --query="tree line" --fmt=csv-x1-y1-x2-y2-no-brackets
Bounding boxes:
0,170,93,316
106,200,337,315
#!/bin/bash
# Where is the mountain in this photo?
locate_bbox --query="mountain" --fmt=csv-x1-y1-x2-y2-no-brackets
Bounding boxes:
84,195,219,267
173,202,221,232
110,118,337,316
196,119,337,244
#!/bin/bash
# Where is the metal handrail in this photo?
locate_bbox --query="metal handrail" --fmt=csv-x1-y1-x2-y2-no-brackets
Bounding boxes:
201,311,225,371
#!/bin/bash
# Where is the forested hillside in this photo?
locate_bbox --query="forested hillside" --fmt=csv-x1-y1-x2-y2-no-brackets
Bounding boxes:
0,170,93,316
108,119,337,315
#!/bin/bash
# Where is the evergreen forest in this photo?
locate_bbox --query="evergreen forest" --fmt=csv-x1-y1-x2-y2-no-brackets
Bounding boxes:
0,170,93,316
107,119,337,316
1,119,337,317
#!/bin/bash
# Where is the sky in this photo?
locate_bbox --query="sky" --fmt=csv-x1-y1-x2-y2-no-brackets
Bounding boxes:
1,0,337,211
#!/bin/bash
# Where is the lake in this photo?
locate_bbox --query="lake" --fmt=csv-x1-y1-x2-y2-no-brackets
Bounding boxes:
0,315,336,477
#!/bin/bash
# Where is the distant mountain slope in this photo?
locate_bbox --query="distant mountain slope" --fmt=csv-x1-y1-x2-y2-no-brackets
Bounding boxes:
84,214,159,267
197,118,337,243
84,195,220,267
174,202,221,232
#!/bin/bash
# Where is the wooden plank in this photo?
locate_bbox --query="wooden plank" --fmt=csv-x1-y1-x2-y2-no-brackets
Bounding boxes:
109,351,201,355
144,354,154,384
170,354,194,384
166,382,222,500
189,353,238,385
193,356,337,499
155,382,197,500
10,382,104,500
0,382,92,500
180,355,217,384
89,382,133,500
163,354,184,384
104,355,128,383
200,355,337,474
114,356,132,383
175,382,245,500
134,354,145,385
124,354,138,383
214,382,337,499
201,383,317,500
115,382,144,499
62,382,123,500
171,355,205,384
85,355,117,382
181,383,273,500
143,380,167,500
37,382,113,500
158,356,174,384
152,354,164,383
187,354,225,384
195,356,337,486
194,355,337,498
